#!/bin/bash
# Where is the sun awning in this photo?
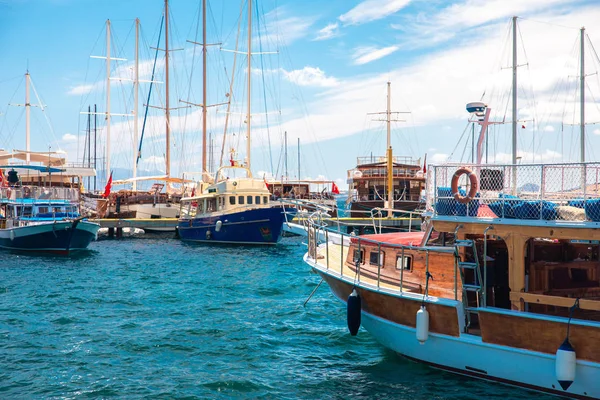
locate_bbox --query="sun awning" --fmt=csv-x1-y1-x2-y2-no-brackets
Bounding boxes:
113,175,194,185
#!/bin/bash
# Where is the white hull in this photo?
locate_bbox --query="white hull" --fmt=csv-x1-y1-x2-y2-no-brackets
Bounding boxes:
121,203,179,232
359,308,599,398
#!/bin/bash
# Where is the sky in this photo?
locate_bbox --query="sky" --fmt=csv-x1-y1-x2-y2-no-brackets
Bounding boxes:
1,0,600,190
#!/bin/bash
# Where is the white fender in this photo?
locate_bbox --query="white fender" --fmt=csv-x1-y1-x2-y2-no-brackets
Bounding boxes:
556,338,576,391
215,220,223,232
416,305,429,344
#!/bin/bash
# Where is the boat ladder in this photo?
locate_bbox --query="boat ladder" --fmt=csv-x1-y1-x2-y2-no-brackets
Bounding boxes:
453,238,483,329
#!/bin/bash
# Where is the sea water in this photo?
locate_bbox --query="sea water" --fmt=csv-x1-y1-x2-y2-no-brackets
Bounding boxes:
0,234,552,399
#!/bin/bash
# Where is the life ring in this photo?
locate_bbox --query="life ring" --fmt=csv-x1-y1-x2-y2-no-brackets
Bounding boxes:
451,167,478,204
23,186,31,198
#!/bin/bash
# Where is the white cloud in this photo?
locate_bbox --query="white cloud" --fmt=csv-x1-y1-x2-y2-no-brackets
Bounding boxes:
492,149,562,163
594,128,600,135
544,126,556,132
314,22,339,41
431,153,450,163
62,133,77,142
68,84,95,96
339,0,411,25
352,45,399,65
260,6,315,46
282,67,339,87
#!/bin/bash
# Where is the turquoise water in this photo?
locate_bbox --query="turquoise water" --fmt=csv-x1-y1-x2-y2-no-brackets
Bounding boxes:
0,235,552,399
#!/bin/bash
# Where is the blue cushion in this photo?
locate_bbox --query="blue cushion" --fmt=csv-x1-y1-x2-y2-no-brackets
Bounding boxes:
585,199,600,221
436,187,456,216
514,200,557,220
568,199,585,209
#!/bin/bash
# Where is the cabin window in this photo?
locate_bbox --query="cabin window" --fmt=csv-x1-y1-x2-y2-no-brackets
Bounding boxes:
263,196,268,204
238,196,245,205
353,249,365,264
229,196,236,205
247,195,253,205
39,207,48,214
396,255,413,271
255,196,261,204
23,207,33,217
369,250,385,267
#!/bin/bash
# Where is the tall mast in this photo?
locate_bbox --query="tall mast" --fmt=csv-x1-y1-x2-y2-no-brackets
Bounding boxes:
580,26,586,162
202,0,208,175
106,19,112,183
246,0,252,169
133,18,140,191
165,0,171,178
512,16,517,166
386,82,393,218
87,105,91,189
25,71,31,164
284,131,288,180
297,137,300,181
94,104,97,191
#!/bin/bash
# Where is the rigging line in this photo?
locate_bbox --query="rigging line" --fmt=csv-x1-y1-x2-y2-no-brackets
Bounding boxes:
518,16,579,31
29,76,60,149
219,0,244,169
137,15,164,167
256,3,274,175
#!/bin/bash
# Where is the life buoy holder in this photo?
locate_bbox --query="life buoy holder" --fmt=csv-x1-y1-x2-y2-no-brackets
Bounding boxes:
451,167,478,204
23,186,31,199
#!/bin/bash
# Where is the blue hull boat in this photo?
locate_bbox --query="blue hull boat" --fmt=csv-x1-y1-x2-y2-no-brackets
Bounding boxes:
178,207,291,244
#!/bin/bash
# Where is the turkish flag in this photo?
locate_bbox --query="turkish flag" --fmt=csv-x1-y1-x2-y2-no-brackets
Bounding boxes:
331,182,340,194
423,154,427,174
102,172,113,198
264,176,270,189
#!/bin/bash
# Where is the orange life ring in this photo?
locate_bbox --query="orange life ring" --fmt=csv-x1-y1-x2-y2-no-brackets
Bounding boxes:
451,167,478,204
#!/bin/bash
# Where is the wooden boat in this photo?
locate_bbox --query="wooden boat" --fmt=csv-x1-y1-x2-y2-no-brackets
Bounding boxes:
305,161,600,398
267,179,339,217
346,83,425,218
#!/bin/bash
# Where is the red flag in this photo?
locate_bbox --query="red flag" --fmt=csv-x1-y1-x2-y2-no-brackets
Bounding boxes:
191,187,196,197
423,154,427,174
102,172,113,198
522,124,526,129
264,175,270,189
0,169,6,187
331,182,340,194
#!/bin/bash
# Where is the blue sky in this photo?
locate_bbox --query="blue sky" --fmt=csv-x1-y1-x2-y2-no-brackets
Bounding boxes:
2,0,600,189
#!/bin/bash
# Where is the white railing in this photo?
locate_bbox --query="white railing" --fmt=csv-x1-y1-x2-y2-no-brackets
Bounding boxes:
428,162,600,222
0,186,79,202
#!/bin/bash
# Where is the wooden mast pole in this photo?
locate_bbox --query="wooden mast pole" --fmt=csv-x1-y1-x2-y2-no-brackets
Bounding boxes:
202,0,207,176
106,19,112,184
133,18,139,191
246,0,252,170
25,71,30,164
386,81,393,218
165,0,171,179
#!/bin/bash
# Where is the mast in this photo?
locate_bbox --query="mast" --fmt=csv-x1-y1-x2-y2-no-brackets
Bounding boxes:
284,131,288,180
246,0,252,169
106,19,112,183
386,81,393,218
25,71,30,164
165,0,171,178
202,0,207,175
581,26,586,162
87,105,91,189
297,137,300,181
133,18,140,191
94,104,97,191
512,16,517,166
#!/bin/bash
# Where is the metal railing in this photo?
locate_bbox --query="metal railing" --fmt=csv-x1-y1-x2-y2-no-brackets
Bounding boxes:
306,218,455,296
0,186,79,202
429,162,600,222
355,155,421,166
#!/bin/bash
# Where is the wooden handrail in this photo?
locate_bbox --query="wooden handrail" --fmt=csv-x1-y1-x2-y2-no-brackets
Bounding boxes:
510,292,600,311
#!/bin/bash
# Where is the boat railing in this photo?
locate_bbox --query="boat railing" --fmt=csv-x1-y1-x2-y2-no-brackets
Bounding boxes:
307,218,446,295
355,155,421,166
429,162,600,224
0,186,79,202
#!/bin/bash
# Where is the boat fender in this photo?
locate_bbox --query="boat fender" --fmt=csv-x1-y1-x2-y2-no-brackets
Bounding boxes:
10,229,15,241
347,289,361,336
232,181,238,186
206,230,212,240
215,220,223,232
416,305,429,344
556,338,576,391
